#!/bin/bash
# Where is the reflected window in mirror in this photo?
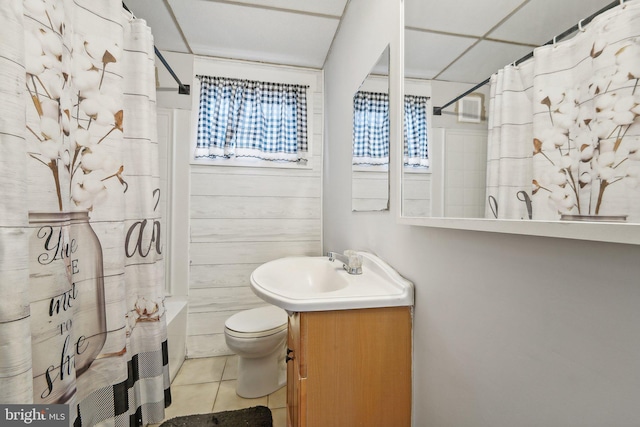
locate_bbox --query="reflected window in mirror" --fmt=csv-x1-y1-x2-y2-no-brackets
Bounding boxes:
404,94,430,169
352,92,430,168
352,45,390,212
401,79,433,217
353,91,390,167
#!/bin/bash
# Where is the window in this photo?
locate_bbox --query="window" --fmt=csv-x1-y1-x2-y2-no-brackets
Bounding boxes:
195,76,308,163
352,92,429,168
404,95,429,168
352,91,390,166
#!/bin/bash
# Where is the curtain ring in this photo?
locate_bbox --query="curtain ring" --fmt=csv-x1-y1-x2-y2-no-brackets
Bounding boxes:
578,19,585,32
123,6,136,21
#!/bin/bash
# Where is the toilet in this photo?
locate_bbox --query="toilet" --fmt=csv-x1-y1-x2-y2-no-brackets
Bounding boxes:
224,305,288,398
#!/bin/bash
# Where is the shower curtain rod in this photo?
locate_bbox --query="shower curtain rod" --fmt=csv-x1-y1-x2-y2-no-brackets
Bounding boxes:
432,0,623,116
122,2,190,95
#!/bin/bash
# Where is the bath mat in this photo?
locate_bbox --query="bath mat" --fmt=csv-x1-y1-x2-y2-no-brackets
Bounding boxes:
159,406,272,427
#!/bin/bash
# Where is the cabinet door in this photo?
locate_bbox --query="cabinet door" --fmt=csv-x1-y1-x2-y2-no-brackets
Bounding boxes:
303,307,412,427
287,314,302,427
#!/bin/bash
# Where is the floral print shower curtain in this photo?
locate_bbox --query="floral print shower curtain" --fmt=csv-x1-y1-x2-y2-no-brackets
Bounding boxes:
0,1,169,425
486,1,640,222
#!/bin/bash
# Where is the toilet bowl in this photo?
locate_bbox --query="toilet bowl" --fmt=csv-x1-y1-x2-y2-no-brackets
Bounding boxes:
224,305,288,398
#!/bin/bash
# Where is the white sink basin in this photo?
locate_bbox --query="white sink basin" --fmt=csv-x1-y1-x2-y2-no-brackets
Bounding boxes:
250,251,414,312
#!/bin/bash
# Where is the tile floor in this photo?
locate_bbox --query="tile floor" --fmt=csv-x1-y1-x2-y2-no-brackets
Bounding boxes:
149,355,287,427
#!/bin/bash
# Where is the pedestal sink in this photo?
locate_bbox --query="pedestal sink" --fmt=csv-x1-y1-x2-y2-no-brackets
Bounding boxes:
249,251,413,311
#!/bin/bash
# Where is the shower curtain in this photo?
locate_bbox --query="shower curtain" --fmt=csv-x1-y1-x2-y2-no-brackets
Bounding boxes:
486,1,640,222
0,1,169,426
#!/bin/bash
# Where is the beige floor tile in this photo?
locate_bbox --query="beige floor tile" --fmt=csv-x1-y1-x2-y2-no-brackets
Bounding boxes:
154,356,289,425
221,355,238,380
213,380,267,412
163,382,220,419
271,407,287,427
267,385,286,409
172,356,227,386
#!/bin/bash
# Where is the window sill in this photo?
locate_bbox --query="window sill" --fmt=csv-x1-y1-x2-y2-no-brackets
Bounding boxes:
352,164,389,172
403,166,430,174
351,165,430,174
191,157,313,170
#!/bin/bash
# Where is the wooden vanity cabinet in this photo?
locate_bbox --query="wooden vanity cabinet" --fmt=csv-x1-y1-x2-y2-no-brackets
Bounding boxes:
286,306,412,427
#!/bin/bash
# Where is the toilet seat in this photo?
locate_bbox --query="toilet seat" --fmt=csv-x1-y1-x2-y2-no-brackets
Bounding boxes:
225,306,287,338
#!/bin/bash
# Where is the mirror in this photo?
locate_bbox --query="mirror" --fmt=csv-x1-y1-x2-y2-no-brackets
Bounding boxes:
402,13,493,220
401,78,433,216
352,45,390,212
400,0,640,240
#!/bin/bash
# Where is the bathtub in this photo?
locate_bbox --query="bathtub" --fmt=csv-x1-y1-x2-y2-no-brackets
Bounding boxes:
164,297,187,382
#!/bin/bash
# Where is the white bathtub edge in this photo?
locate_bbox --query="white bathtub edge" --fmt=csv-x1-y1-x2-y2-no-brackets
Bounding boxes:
164,297,188,383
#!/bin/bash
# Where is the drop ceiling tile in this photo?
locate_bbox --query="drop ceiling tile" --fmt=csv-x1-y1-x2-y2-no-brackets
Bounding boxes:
488,0,615,45
437,40,533,84
123,0,191,53
405,30,477,79
169,0,338,68
405,0,527,37
212,0,348,17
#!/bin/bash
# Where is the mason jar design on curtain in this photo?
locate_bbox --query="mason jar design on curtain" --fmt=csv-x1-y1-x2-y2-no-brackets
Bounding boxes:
1,1,170,424
28,211,106,404
22,0,126,405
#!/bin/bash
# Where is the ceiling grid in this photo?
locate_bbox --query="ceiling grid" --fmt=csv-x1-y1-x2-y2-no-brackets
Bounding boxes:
125,0,616,83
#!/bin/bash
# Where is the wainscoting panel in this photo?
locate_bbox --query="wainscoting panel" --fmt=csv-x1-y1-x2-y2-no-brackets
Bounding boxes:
352,170,389,211
190,218,320,242
190,241,321,265
191,195,320,219
188,174,322,356
191,171,321,197
189,264,262,289
403,172,432,217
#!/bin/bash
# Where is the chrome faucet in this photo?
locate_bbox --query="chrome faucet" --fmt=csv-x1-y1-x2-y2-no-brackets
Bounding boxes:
327,250,363,275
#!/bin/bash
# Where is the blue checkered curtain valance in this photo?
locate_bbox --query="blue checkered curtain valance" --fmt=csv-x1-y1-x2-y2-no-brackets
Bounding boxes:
404,95,429,167
196,76,308,162
352,91,390,165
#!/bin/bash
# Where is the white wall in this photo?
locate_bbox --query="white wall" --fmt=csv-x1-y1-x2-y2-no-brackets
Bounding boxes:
156,52,323,358
324,1,640,427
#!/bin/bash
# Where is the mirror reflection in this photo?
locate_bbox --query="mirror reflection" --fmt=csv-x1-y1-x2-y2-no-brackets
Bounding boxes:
401,79,432,216
352,45,390,212
402,0,640,224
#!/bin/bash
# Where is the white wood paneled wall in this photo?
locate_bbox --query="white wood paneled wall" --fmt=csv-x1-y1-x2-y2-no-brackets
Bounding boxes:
351,170,431,215
187,165,322,357
403,172,432,217
352,170,389,211
185,62,324,357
